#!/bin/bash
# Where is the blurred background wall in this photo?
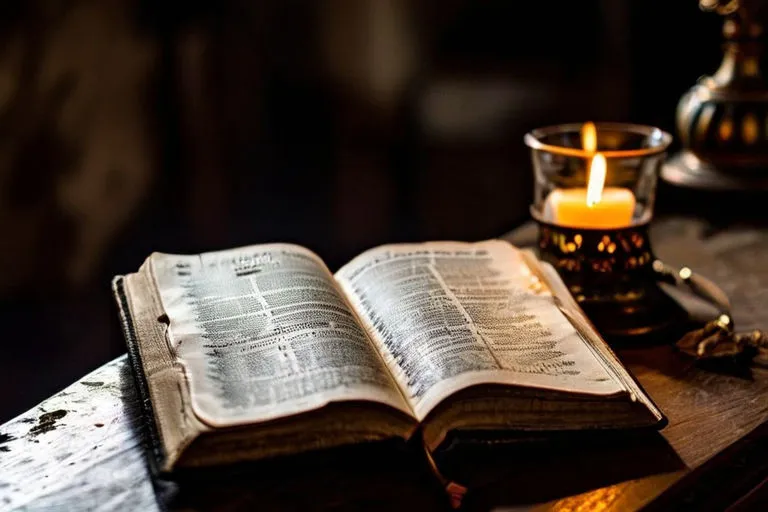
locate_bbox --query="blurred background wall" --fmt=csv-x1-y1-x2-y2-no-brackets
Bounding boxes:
0,0,724,421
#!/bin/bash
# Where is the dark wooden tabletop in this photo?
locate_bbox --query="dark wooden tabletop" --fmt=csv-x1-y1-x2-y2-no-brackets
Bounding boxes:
1,216,767,511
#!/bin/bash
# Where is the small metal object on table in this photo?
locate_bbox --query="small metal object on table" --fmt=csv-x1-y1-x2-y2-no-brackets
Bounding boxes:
1,217,768,511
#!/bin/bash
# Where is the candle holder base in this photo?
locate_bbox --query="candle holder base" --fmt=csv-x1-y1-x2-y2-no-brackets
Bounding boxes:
533,215,688,344
575,280,689,345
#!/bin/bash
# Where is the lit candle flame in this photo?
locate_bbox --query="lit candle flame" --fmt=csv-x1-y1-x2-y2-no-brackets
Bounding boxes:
586,153,606,207
582,121,604,207
581,121,597,153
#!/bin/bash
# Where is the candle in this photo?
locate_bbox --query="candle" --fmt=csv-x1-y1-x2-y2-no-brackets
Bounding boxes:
543,124,636,229
544,187,636,229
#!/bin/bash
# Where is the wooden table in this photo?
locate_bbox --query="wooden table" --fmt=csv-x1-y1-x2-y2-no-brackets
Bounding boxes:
1,217,767,511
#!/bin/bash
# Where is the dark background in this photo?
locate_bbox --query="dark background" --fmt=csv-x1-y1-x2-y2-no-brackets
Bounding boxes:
0,1,726,422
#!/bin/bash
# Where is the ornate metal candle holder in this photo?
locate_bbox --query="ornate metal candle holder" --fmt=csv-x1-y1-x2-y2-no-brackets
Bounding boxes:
526,123,685,342
533,217,687,340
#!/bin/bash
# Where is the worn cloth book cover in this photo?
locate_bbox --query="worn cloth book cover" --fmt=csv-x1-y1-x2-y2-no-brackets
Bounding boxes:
112,239,665,474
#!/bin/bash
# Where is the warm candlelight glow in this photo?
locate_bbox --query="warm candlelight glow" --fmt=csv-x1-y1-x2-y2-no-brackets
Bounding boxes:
543,122,635,229
581,121,597,153
586,153,607,207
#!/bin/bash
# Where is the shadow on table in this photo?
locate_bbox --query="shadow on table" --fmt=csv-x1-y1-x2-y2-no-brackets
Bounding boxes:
434,430,685,510
142,430,684,511
153,439,449,511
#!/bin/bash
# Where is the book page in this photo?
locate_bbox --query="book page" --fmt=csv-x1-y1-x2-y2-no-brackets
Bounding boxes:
151,244,412,427
336,240,624,419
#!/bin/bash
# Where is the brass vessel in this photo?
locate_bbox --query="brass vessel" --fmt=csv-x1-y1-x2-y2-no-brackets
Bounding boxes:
663,0,768,189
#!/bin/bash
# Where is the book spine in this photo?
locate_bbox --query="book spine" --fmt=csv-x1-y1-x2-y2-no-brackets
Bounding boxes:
112,275,168,475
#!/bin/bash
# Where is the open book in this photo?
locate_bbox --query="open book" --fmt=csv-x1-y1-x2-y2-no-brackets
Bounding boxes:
113,240,664,472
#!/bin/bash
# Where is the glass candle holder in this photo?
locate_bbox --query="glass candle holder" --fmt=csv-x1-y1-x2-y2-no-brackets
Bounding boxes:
525,123,684,341
526,122,671,228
